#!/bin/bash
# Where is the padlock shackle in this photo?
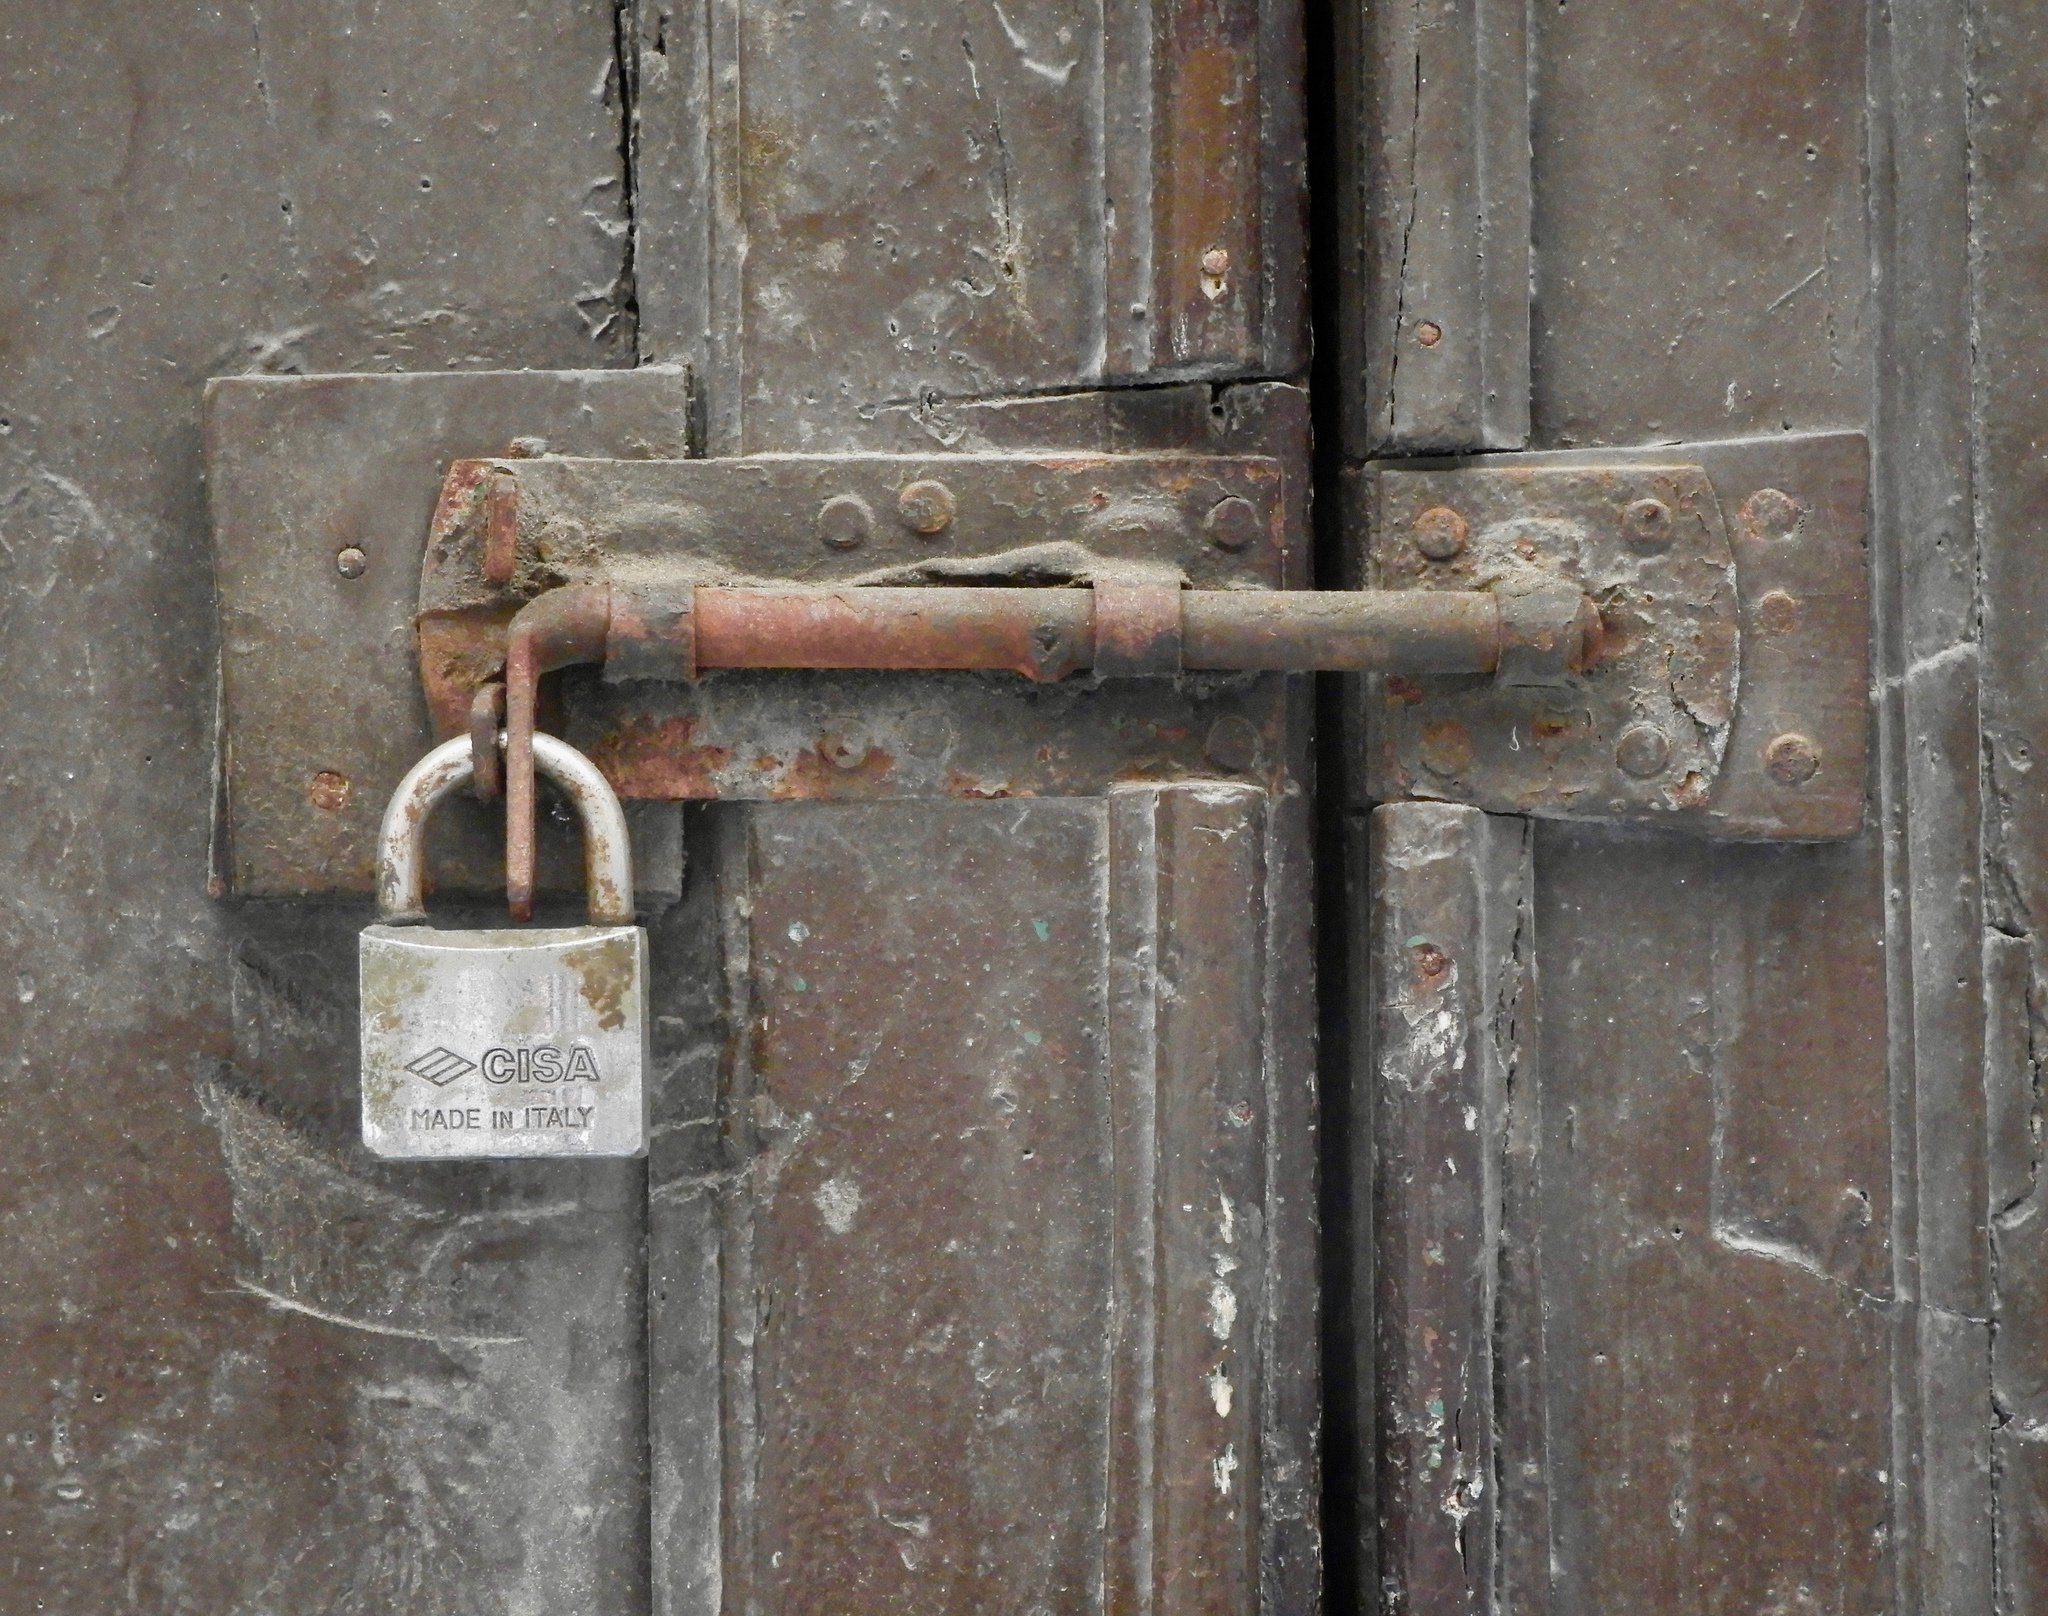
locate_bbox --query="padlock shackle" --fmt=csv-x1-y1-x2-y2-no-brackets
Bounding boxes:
376,733,635,926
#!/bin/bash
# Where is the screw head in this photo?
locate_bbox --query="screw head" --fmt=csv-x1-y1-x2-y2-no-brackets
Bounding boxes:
307,770,351,811
1416,320,1444,347
1764,731,1820,785
1412,505,1469,562
334,546,367,579
897,480,957,536
1204,715,1262,773
817,493,874,551
1622,498,1673,551
1615,723,1672,778
1740,487,1805,542
1204,495,1262,553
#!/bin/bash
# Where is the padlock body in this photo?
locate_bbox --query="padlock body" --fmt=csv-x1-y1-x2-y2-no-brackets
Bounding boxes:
359,924,649,1159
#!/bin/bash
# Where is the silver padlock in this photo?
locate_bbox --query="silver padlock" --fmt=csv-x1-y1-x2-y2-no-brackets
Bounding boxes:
359,732,649,1159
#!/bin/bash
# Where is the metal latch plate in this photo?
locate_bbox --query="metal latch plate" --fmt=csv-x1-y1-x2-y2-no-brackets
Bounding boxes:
1355,431,1868,840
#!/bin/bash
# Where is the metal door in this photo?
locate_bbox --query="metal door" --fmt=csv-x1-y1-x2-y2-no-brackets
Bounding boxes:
3,1,2036,1614
2,1,1314,1612
1329,1,2038,1613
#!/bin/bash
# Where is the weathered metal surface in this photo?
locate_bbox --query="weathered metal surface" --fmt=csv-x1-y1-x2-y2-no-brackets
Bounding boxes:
1339,0,1530,456
1532,825,1893,1613
1358,433,1870,840
630,376,1314,1615
662,791,1275,1609
208,368,693,899
1970,0,2048,1601
1368,802,1543,1615
631,0,1306,454
2,2,649,1610
1528,0,1868,448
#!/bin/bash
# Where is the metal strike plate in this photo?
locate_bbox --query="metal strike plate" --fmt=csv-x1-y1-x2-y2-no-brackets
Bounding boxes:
1355,431,1869,840
207,368,695,899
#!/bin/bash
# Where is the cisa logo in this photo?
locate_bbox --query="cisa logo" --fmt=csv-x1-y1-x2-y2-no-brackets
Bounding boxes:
403,1045,603,1086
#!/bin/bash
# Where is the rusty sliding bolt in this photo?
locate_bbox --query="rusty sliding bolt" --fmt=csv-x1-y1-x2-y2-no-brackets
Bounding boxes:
499,581,1602,914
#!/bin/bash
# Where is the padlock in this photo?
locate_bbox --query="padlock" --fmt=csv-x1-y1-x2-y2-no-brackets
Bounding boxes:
358,732,649,1159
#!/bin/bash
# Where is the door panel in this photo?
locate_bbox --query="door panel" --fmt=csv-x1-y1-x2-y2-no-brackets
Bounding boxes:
0,4,644,1611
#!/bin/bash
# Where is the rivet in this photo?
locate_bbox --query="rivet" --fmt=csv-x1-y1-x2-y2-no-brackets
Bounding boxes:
1413,505,1468,562
1204,715,1262,773
817,493,874,551
1416,320,1443,347
1415,943,1450,979
1201,246,1231,277
307,770,351,811
1622,497,1673,551
1615,723,1672,778
1758,589,1803,633
334,546,368,579
1204,495,1262,553
897,480,956,535
1740,487,1805,541
1764,731,1820,785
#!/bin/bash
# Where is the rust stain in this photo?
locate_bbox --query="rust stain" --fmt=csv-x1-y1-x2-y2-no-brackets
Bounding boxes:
586,715,733,798
769,740,896,798
561,933,636,1032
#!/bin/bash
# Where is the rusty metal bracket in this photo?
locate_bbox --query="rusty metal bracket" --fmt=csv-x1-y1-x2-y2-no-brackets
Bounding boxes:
1353,431,1870,840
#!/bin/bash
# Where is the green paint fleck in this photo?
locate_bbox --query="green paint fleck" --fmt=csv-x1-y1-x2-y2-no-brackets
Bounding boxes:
1031,919,1051,942
1405,934,1430,948
791,975,808,993
1022,1030,1042,1047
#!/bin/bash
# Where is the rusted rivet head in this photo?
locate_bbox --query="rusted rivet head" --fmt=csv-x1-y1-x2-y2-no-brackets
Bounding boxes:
1413,505,1469,562
1201,246,1230,277
1416,320,1444,348
1764,731,1820,785
1204,495,1262,553
1740,487,1805,541
1204,714,1262,773
1758,589,1803,633
1622,498,1673,551
897,480,957,536
334,546,368,579
1615,723,1672,778
817,493,874,551
1415,943,1450,979
308,770,351,811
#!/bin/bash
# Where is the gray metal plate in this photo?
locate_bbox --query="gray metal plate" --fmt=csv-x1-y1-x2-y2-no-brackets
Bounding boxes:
206,367,694,898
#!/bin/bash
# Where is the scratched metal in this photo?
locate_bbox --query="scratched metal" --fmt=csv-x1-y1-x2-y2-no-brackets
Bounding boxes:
1968,0,2048,1601
208,368,694,899
0,2,648,1610
1366,803,1540,1616
1337,0,1530,456
1528,0,1869,448
681,792,1272,1611
630,0,1305,454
